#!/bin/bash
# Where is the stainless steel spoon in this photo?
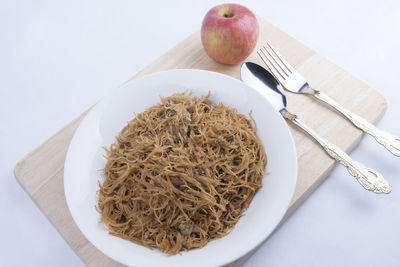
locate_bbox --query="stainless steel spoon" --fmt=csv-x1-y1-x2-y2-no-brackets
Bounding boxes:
241,62,391,194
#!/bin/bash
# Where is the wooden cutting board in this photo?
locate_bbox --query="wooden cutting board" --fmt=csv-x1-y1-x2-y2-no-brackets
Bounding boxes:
14,18,387,267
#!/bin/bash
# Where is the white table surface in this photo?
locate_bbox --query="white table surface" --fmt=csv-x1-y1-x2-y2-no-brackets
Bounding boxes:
1,0,400,266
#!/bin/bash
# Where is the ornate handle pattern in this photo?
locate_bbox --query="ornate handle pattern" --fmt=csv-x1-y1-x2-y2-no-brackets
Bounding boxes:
323,142,391,194
282,110,391,194
306,88,400,157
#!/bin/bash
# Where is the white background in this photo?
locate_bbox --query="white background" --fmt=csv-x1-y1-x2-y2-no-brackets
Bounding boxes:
1,0,400,266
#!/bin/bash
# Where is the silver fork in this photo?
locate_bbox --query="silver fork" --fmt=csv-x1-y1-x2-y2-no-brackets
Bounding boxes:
258,42,400,157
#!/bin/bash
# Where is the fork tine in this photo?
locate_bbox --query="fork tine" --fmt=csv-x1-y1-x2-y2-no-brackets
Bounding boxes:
266,42,295,73
258,47,287,81
262,45,290,77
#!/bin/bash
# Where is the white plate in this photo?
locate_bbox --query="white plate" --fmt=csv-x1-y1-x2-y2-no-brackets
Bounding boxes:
64,69,297,267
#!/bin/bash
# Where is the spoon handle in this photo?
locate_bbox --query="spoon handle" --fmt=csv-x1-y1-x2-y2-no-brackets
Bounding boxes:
305,88,400,157
281,110,391,194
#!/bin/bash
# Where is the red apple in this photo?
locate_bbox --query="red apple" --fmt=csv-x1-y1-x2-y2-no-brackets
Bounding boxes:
201,4,259,65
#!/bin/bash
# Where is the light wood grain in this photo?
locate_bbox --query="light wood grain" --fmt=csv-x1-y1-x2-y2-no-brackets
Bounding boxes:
14,18,386,267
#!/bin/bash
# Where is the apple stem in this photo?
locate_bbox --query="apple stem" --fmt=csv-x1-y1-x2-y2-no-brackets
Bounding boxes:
223,12,234,18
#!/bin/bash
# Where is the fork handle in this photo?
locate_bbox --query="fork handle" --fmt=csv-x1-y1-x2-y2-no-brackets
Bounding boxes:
305,87,400,157
281,110,391,194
